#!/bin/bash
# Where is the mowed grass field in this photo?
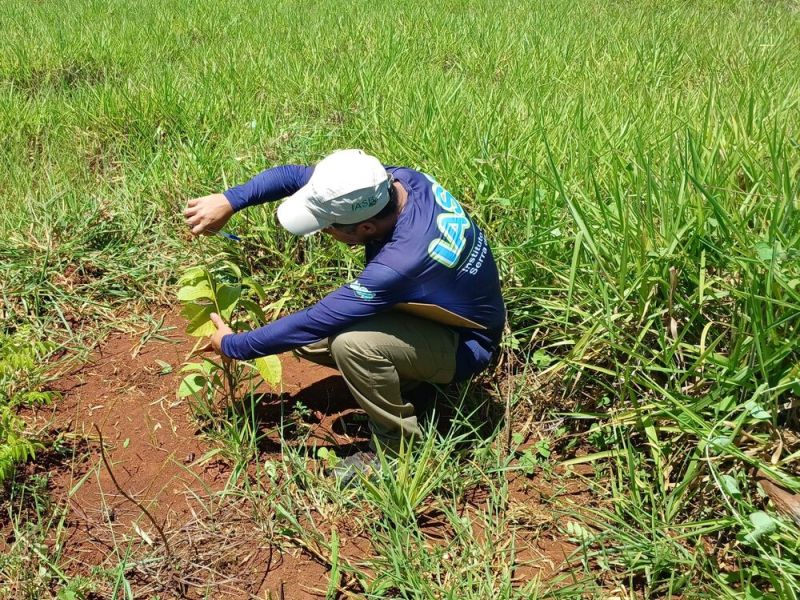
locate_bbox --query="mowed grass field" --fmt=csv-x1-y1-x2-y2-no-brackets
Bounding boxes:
2,0,799,597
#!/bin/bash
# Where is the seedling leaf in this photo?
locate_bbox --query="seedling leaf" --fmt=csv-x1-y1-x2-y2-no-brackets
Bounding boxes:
178,266,207,286
177,283,214,302
239,299,267,324
242,277,267,301
182,304,216,337
178,374,205,399
216,285,241,319
254,355,282,387
743,511,778,543
532,350,553,368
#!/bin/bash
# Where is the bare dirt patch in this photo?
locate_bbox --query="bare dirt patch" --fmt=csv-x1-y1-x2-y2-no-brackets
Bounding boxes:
24,311,348,598
16,309,588,597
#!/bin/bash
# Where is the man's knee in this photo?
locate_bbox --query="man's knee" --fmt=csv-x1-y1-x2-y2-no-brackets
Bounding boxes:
329,328,373,362
294,338,337,368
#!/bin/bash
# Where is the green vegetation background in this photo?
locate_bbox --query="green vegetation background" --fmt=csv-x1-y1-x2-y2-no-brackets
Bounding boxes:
1,0,799,596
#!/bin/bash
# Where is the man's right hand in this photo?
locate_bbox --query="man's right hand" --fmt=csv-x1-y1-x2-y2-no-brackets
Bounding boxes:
184,193,235,236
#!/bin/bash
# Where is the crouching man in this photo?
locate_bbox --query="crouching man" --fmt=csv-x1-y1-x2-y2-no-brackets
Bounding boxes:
184,149,505,480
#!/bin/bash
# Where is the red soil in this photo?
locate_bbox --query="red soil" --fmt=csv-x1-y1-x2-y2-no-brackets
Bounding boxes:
17,309,584,598
40,311,347,598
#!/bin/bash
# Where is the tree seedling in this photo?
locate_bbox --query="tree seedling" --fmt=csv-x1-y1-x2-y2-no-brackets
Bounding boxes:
176,261,282,414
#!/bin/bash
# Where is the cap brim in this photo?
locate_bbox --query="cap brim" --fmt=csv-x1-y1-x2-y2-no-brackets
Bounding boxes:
277,194,328,236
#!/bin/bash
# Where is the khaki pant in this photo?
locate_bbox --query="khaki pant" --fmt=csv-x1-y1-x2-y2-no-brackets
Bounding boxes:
294,312,458,451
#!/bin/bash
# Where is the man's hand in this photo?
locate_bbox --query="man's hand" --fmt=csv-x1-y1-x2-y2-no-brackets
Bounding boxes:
208,312,234,356
184,193,235,236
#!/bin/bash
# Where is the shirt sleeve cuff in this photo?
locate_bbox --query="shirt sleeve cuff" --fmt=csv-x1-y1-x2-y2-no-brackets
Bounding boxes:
220,333,242,359
222,189,247,213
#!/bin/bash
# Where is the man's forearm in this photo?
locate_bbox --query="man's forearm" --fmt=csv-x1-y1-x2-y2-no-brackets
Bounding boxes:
220,307,329,360
223,165,314,211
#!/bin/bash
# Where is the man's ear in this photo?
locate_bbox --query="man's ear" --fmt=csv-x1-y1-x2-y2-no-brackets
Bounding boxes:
356,221,377,236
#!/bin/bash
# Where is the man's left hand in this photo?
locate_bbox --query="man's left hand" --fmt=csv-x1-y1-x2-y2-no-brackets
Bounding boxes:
208,312,233,355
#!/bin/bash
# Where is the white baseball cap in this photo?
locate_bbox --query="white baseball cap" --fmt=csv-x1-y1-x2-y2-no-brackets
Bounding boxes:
277,149,390,236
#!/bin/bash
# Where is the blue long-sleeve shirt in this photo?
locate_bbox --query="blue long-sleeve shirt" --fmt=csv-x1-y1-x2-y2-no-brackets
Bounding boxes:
221,165,506,382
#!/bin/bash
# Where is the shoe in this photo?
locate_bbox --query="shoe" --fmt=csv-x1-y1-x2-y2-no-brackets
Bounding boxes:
406,382,437,415
332,451,381,486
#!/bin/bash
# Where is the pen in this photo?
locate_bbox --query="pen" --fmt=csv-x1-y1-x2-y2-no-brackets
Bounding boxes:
215,230,241,243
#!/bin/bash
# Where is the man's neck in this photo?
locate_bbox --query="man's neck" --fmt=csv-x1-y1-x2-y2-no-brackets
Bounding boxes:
394,181,408,214
368,181,407,242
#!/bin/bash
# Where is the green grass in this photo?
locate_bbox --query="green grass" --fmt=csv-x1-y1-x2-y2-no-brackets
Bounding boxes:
1,0,799,596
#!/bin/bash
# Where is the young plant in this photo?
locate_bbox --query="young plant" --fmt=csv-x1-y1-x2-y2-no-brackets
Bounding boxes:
0,331,57,484
176,260,282,418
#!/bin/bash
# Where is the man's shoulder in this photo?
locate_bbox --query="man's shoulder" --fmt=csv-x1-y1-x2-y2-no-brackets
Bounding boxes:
387,166,428,182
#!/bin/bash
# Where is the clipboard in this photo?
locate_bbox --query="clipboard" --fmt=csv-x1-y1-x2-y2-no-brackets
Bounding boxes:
393,302,487,330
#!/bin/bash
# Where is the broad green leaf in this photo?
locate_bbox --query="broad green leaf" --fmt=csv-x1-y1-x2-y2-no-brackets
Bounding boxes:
222,261,242,278
254,355,282,387
754,242,773,261
178,374,205,399
216,285,241,320
181,360,214,375
182,303,215,337
750,511,778,530
181,362,204,373
177,283,213,302
242,277,266,301
181,302,209,321
746,401,771,420
239,299,267,324
188,312,216,337
708,435,732,451
178,266,207,286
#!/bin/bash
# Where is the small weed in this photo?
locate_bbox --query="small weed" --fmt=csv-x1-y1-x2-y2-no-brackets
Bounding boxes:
0,331,59,484
517,438,552,476
316,446,340,470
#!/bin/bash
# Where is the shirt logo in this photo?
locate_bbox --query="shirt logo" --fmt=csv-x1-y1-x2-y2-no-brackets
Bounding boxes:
350,280,375,300
424,175,471,268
